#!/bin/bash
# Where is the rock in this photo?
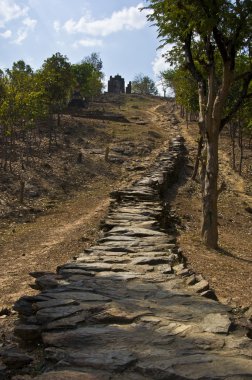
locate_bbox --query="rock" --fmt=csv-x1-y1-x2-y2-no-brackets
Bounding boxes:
186,274,196,286
33,299,79,311
63,349,137,372
109,227,167,237
36,305,84,324
1,350,33,369
200,290,218,301
136,354,252,379
179,268,190,277
191,279,209,293
35,371,104,380
159,265,173,274
245,307,252,321
201,313,231,334
13,295,48,316
131,257,172,266
58,262,113,272
173,264,184,274
92,306,144,324
42,291,110,303
29,271,55,279
14,324,41,340
45,311,88,330
35,274,64,290
95,271,140,281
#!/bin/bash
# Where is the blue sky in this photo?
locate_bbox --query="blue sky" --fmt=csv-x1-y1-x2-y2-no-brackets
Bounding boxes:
0,0,169,90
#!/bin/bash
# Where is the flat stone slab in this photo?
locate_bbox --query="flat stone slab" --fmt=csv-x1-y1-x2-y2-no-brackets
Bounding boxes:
108,227,167,237
36,371,104,380
59,263,113,272
42,291,110,302
62,349,137,371
135,354,252,379
95,271,141,281
131,257,173,266
36,305,84,324
200,313,231,334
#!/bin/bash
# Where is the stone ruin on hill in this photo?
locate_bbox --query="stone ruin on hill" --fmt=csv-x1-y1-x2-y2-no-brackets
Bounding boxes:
107,74,131,94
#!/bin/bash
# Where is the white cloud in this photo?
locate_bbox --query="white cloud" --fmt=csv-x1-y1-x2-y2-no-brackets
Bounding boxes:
0,0,28,27
62,3,150,37
12,16,37,45
53,20,61,33
0,29,12,38
22,16,37,29
152,47,174,96
73,38,103,48
152,48,170,78
14,28,28,44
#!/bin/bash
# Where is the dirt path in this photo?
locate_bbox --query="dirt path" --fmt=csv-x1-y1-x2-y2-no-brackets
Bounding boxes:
0,180,113,308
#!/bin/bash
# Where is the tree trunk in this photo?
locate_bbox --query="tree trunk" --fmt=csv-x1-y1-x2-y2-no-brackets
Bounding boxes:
201,128,219,248
200,61,232,249
192,135,203,180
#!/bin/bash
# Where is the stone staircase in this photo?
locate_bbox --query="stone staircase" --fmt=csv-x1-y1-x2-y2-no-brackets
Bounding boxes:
4,137,252,379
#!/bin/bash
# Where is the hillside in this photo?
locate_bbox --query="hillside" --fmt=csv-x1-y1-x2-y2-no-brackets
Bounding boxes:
0,93,251,359
0,94,172,335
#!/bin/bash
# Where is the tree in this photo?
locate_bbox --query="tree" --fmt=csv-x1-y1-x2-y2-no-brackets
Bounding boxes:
158,71,170,97
71,53,104,99
0,61,47,170
39,52,73,115
162,68,198,115
146,0,252,248
83,52,103,72
132,73,158,95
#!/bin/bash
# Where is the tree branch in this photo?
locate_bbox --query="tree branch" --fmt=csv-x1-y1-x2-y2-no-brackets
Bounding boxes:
234,71,252,81
183,33,206,92
213,27,229,62
220,72,252,130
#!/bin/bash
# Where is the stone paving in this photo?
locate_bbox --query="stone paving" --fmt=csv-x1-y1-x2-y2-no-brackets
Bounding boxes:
8,137,252,379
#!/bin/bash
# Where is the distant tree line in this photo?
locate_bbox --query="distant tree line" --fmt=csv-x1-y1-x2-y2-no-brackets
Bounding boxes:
160,64,252,176
131,73,158,95
0,52,104,171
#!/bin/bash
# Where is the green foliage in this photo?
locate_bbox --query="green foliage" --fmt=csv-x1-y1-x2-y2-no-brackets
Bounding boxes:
38,52,73,113
0,60,47,132
162,68,198,112
71,52,104,99
83,52,103,72
132,74,158,95
145,0,252,247
146,0,252,125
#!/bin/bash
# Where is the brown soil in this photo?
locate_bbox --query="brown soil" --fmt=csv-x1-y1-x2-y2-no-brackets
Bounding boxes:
172,118,252,309
0,95,251,350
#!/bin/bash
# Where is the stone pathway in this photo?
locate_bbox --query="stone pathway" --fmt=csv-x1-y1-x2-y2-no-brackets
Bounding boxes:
4,137,252,379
